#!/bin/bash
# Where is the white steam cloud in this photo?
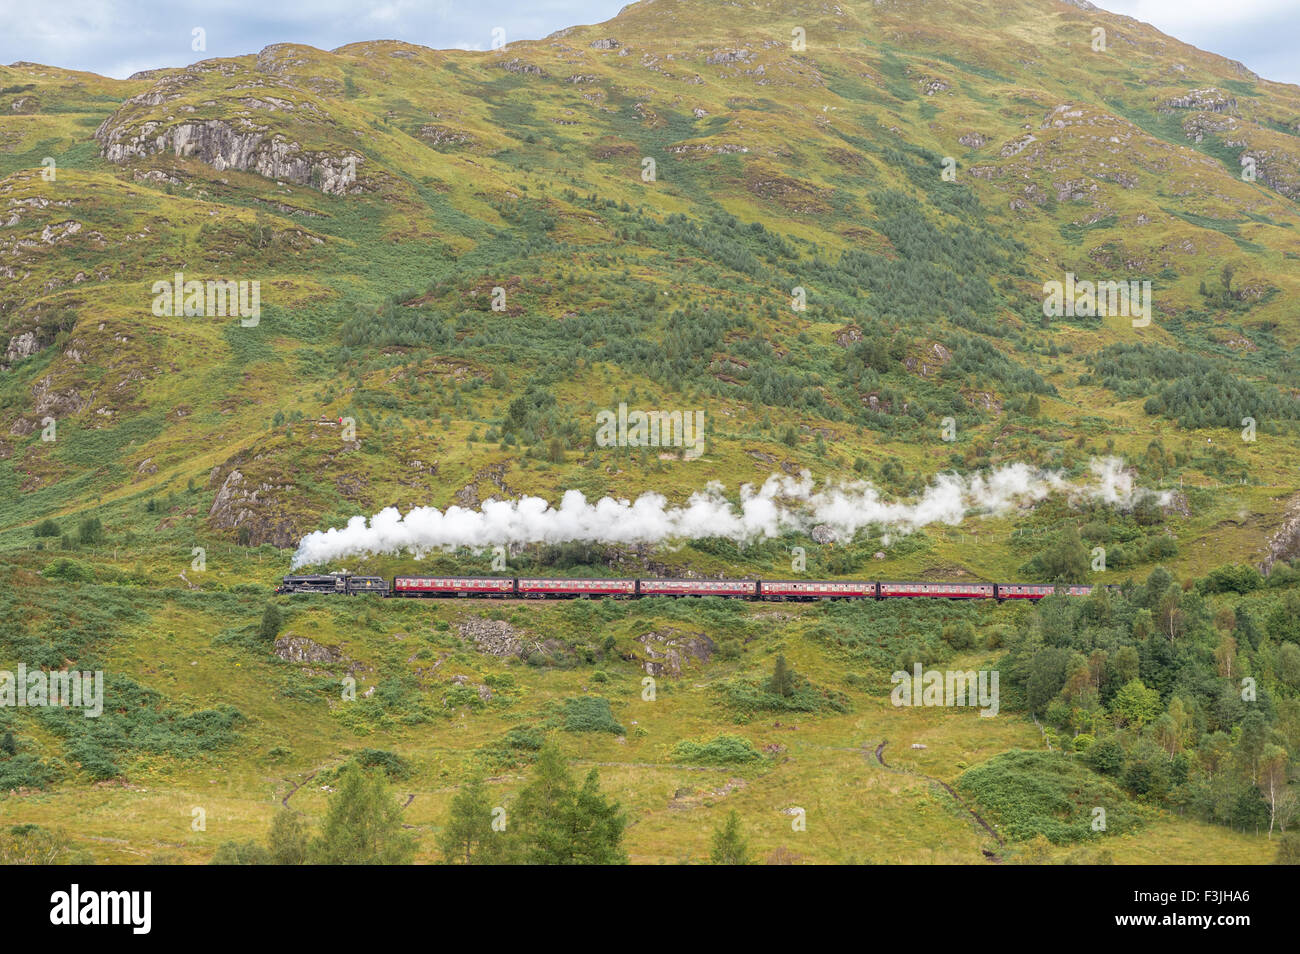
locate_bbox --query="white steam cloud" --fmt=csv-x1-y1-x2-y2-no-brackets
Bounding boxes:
290,457,1170,568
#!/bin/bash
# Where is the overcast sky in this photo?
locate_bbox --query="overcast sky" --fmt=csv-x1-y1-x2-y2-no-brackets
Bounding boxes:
2,0,1296,85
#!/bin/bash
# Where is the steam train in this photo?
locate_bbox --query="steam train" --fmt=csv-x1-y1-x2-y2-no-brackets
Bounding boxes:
276,573,1105,602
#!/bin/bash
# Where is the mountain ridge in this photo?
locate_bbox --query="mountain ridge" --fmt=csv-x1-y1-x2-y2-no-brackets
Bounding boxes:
1,0,1298,580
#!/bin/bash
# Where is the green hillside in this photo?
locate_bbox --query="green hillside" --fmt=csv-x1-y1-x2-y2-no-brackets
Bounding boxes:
1,0,1298,864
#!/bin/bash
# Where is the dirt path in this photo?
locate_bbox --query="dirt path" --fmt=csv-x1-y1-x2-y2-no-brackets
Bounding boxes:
281,771,317,807
572,760,720,772
872,740,1004,859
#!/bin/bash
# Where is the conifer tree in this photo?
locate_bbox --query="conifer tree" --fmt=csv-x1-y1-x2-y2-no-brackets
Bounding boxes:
438,773,507,864
268,807,309,865
709,810,750,865
310,763,417,864
511,743,626,865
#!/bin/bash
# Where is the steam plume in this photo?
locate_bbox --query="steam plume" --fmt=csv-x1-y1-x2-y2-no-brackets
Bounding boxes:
290,457,1168,568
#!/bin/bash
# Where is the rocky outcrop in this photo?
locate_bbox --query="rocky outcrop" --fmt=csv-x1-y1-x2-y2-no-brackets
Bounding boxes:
453,462,513,508
1000,133,1037,157
833,324,862,347
95,114,363,196
274,634,342,664
4,330,45,367
1160,88,1237,114
418,124,475,148
206,463,300,546
810,525,837,544
1247,149,1300,201
458,618,526,658
1263,494,1300,574
634,628,715,678
497,58,547,77
707,49,754,66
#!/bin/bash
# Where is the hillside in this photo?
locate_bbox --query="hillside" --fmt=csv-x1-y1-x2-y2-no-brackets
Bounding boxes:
1,0,1298,865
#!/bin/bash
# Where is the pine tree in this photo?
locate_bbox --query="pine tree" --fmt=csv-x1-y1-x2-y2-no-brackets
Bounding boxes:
259,603,282,641
511,743,626,865
568,769,628,864
0,731,15,757
309,762,418,864
267,807,309,865
438,774,506,864
769,654,795,698
709,810,750,865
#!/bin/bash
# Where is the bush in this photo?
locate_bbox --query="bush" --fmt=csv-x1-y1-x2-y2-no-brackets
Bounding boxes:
0,825,92,864
477,726,546,769
672,734,764,765
33,519,60,538
1199,564,1263,595
720,672,851,718
562,697,624,734
0,753,55,790
957,750,1144,844
259,603,282,640
41,558,95,582
77,517,105,546
209,840,271,865
943,621,977,650
1083,737,1124,776
354,748,413,779
503,726,544,751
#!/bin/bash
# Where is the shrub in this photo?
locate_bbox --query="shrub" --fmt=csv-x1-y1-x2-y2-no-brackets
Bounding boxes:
562,697,623,734
41,558,95,582
0,753,55,790
943,621,977,650
354,748,413,780
77,517,105,545
672,734,764,765
1199,564,1263,595
259,603,282,640
957,750,1144,844
209,840,271,865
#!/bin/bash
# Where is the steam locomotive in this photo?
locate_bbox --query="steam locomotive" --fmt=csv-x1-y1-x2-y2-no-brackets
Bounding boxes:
276,573,1104,602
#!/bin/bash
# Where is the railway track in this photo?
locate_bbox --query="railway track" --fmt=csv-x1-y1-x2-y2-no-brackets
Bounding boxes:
278,572,1108,602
